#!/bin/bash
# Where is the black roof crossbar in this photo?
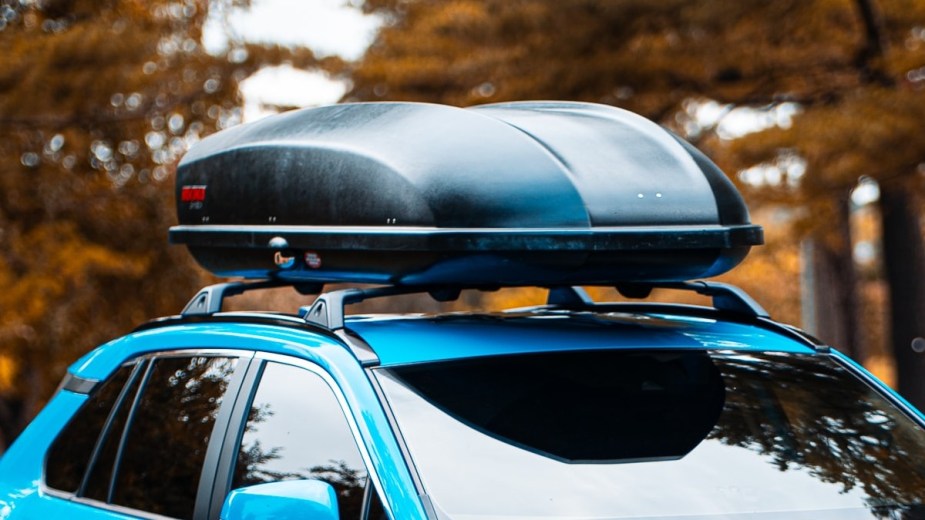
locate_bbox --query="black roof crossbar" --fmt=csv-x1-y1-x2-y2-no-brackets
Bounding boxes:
625,281,769,318
181,280,323,317
300,285,468,330
305,281,770,332
677,281,769,318
547,281,769,318
546,286,595,307
180,280,767,327
174,280,834,353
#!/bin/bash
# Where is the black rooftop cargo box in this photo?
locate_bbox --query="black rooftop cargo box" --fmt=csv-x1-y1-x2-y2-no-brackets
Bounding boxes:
169,101,762,286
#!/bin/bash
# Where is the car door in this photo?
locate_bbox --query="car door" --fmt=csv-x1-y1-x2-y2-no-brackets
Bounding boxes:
204,353,391,520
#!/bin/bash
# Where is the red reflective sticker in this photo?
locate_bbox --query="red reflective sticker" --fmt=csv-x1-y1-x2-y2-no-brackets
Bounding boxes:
181,185,207,202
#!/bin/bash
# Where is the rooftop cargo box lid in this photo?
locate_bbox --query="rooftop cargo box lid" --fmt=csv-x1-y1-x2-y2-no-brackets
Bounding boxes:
170,101,762,286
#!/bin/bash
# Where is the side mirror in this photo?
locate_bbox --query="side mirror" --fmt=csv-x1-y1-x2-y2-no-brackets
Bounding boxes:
220,479,339,520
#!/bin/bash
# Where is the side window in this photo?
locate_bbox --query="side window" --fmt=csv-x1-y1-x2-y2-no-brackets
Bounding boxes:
45,364,135,493
232,361,368,519
110,356,237,519
82,362,146,502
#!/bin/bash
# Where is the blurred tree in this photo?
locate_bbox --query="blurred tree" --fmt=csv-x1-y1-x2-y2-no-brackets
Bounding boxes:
0,0,333,449
345,0,925,405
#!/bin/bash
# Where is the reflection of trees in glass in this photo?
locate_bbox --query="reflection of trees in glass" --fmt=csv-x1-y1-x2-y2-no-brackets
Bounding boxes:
392,350,726,463
231,363,368,520
83,364,146,502
311,459,366,519
45,365,133,493
111,356,236,519
710,354,925,515
232,398,368,519
233,402,306,488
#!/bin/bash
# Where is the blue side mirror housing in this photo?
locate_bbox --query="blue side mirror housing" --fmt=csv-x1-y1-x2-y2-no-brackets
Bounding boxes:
220,479,339,520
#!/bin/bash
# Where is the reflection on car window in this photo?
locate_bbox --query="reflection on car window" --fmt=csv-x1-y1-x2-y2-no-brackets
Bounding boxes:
110,356,237,519
378,350,925,519
232,361,367,519
391,349,725,462
45,364,134,493
716,352,925,515
82,362,146,502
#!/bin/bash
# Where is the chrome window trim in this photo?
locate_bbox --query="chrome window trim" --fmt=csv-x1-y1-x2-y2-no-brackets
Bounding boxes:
252,351,395,520
133,348,255,361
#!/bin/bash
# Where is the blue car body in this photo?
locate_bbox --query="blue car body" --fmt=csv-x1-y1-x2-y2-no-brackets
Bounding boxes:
2,299,923,520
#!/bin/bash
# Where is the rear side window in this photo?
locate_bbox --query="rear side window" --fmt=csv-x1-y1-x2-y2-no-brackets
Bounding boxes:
44,355,240,520
82,363,146,502
111,356,237,519
45,364,134,493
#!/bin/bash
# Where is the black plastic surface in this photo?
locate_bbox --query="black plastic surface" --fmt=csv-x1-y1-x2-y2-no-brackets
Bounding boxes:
170,101,762,285
60,373,101,395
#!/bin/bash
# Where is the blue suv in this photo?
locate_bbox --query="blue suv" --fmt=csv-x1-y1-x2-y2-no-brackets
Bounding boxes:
1,102,923,520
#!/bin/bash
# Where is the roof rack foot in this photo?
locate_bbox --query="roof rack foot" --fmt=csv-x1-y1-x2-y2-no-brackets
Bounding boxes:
616,283,654,299
547,286,594,307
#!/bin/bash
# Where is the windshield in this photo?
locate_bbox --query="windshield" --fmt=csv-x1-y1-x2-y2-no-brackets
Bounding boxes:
375,350,925,519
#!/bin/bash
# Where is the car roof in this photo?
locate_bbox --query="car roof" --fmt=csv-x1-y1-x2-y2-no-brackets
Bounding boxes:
69,305,818,382
346,309,817,367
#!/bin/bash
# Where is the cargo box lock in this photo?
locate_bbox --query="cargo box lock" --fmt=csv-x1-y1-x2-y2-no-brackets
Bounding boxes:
269,237,296,269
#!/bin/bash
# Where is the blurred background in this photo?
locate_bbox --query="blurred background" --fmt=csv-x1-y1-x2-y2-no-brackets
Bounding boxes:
0,0,923,452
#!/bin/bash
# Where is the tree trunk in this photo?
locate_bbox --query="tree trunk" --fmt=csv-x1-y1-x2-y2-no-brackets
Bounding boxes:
0,397,21,453
879,179,925,408
0,357,46,451
808,195,862,359
19,360,45,433
850,0,925,400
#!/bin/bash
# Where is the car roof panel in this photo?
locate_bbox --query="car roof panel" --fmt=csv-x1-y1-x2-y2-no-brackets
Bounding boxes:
346,312,816,367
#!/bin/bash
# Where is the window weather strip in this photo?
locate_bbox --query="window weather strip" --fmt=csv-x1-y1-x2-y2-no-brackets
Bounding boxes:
206,359,266,520
76,360,146,498
105,359,156,504
194,355,258,520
